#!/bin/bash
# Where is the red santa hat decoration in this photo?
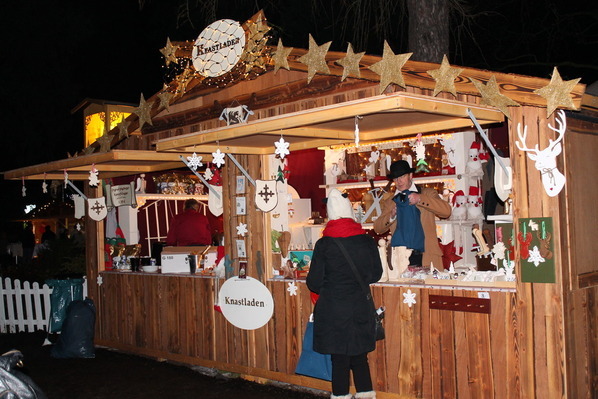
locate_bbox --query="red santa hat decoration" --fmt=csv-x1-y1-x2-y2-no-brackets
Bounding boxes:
466,185,483,220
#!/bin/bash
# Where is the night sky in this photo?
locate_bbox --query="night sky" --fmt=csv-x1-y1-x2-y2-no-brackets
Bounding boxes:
0,0,596,222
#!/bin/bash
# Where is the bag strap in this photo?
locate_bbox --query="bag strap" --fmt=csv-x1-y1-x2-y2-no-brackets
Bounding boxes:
332,238,372,301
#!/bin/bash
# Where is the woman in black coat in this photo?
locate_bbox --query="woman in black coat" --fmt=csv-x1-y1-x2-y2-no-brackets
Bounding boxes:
307,189,382,399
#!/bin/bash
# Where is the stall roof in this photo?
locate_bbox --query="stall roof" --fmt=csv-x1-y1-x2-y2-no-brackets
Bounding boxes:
155,91,505,154
3,150,185,181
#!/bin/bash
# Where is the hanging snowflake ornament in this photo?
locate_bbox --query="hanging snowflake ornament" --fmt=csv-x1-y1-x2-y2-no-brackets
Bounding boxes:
403,289,417,308
186,152,203,170
286,281,298,296
97,275,103,286
204,167,214,181
236,222,248,237
212,148,226,168
527,245,545,267
274,136,290,159
76,223,82,231
88,164,100,187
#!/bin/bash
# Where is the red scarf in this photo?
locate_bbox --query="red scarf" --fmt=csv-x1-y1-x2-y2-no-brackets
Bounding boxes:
322,218,366,238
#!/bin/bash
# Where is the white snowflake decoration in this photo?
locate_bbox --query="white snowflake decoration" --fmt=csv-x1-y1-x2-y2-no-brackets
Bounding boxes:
274,137,290,159
88,168,99,187
403,289,417,308
527,245,545,267
236,222,248,237
76,223,82,231
42,181,48,194
212,149,226,168
204,168,214,181
286,281,298,296
97,275,103,286
186,152,203,170
492,241,507,260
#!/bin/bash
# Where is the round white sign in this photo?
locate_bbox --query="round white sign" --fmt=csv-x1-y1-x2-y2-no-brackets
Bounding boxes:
192,19,246,77
218,276,274,330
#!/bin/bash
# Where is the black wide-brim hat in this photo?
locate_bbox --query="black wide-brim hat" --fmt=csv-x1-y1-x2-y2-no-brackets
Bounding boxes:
387,160,415,179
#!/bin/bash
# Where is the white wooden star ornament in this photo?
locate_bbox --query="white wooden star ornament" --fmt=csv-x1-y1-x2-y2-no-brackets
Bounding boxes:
186,152,203,170
97,275,103,286
274,137,290,159
236,222,248,237
212,149,226,168
403,289,417,308
527,246,545,267
286,281,298,296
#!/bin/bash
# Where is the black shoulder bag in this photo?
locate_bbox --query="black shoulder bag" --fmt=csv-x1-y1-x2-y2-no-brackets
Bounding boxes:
333,238,385,341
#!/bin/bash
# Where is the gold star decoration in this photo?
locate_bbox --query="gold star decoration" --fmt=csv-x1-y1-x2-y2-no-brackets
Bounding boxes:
96,132,113,153
369,41,412,94
157,84,174,112
174,67,195,96
134,93,154,128
244,20,271,73
117,118,131,140
427,55,463,97
159,38,179,67
297,34,332,84
472,75,520,119
534,67,581,117
272,38,293,74
335,43,365,81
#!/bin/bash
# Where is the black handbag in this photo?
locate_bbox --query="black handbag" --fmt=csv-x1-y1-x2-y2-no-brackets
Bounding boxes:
333,238,385,341
0,350,47,399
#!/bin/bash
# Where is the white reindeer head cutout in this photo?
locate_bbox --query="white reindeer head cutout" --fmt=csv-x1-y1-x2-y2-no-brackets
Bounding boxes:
515,110,567,197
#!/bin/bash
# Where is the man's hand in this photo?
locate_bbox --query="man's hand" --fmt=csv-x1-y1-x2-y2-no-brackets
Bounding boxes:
408,193,421,205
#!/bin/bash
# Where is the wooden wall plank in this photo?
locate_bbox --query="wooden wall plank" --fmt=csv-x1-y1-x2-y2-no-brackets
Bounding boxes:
453,290,472,399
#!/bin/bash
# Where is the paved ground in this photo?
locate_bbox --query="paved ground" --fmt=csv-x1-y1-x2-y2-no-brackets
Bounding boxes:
1,331,328,399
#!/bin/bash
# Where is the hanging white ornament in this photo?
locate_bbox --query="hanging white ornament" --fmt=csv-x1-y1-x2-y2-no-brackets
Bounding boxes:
64,170,69,188
212,148,226,168
76,223,82,231
403,289,417,308
527,245,545,267
21,177,26,197
42,181,48,194
286,281,298,296
97,275,103,286
492,241,507,260
204,167,214,181
236,222,248,237
274,136,290,159
186,152,203,170
88,164,100,187
354,115,362,146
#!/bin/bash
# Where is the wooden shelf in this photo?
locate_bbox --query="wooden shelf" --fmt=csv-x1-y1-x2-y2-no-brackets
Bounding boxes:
320,174,464,190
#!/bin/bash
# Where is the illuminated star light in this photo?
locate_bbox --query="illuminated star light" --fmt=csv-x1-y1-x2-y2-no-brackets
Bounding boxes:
186,152,203,170
236,222,248,237
287,281,298,296
403,289,417,308
212,149,226,168
274,137,290,159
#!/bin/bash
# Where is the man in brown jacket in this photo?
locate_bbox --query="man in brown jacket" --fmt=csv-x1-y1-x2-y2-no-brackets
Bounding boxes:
373,160,451,270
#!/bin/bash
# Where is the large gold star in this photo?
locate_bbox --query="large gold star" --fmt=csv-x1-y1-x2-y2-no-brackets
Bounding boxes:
427,55,463,97
134,93,154,128
117,118,131,140
272,38,293,74
96,132,113,153
335,43,365,81
534,67,581,117
297,34,331,84
369,41,412,93
157,84,174,112
472,76,520,119
159,38,179,67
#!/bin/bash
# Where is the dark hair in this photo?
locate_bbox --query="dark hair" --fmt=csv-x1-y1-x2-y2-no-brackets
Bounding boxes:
184,199,199,210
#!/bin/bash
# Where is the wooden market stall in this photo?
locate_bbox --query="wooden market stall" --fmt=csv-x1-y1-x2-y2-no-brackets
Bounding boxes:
4,12,597,399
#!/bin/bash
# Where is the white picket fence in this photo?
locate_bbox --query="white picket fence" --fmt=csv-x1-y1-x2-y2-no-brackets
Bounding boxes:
0,277,88,333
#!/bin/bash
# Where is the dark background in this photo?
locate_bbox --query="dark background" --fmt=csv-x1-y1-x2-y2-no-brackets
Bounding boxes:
0,0,596,225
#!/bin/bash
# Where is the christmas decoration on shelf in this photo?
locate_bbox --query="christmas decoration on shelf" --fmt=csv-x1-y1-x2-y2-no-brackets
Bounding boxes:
134,93,154,128
439,136,457,175
212,148,226,168
236,222,248,237
427,55,463,97
450,190,467,221
88,164,99,187
272,38,293,74
515,110,567,197
466,186,483,220
438,240,462,270
335,43,365,81
402,289,417,308
534,67,581,117
159,38,180,67
465,141,484,177
186,152,203,170
472,75,520,119
297,34,332,84
413,134,429,173
369,41,412,93
219,103,254,125
274,136,290,159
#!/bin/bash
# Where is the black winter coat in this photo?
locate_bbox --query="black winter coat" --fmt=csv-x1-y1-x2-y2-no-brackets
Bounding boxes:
306,234,383,356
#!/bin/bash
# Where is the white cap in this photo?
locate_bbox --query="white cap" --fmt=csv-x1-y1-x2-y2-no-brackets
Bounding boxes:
327,188,354,220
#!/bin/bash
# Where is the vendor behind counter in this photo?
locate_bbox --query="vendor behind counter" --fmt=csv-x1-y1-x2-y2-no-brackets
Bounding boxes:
166,199,213,246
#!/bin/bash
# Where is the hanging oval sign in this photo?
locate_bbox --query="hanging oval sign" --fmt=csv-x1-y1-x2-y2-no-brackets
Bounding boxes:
192,19,246,77
218,276,274,330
